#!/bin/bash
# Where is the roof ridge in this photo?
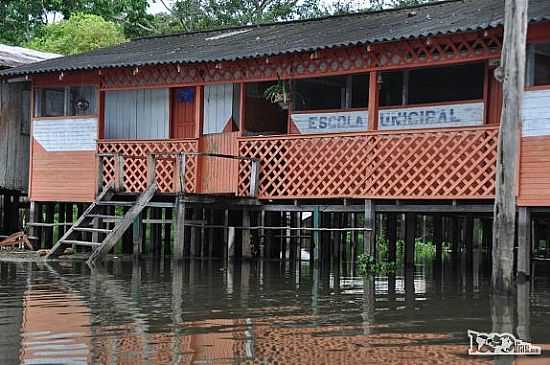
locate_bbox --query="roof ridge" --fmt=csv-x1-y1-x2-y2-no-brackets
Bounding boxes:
133,0,462,42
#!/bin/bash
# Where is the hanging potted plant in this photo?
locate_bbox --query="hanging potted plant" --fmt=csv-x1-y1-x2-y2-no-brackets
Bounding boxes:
264,79,291,109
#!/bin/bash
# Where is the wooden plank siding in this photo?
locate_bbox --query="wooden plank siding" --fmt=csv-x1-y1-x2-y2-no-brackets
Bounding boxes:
518,137,550,206
518,88,550,206
30,141,96,202
0,81,30,192
198,132,239,194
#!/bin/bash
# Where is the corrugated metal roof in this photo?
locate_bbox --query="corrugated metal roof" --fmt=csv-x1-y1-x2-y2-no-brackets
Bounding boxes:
1,0,549,77
0,44,60,68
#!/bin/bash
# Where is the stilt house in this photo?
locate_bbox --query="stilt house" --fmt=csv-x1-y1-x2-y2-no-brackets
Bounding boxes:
1,0,550,265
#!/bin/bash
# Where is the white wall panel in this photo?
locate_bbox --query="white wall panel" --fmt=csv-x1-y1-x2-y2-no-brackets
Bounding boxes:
522,89,550,137
105,89,168,139
203,84,234,134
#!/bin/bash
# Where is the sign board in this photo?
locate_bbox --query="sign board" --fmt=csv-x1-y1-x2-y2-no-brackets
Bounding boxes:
378,102,484,130
33,118,97,152
290,110,369,134
522,89,550,137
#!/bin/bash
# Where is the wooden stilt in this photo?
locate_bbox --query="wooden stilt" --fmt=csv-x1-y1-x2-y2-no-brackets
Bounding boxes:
387,213,397,263
190,208,200,257
164,208,172,257
312,207,320,264
260,211,266,258
351,212,357,271
484,218,494,262
492,0,528,294
45,203,54,248
464,215,474,262
133,213,143,257
364,200,375,257
174,196,185,260
433,215,443,263
242,208,252,259
451,216,461,257
29,201,38,245
151,208,162,257
207,209,214,258
223,209,229,261
518,207,531,277
405,212,416,267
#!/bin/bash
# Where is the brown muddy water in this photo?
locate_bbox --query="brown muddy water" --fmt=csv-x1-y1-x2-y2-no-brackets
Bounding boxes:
0,257,549,365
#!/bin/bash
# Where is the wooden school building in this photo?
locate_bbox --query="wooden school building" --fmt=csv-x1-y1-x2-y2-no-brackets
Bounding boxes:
1,0,550,268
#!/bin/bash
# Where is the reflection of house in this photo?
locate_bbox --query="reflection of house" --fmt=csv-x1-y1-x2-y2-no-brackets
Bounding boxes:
0,44,59,235
21,288,91,364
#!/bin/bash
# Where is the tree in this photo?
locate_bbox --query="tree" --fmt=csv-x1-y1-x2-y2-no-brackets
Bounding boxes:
154,0,438,34
0,0,150,46
26,13,127,55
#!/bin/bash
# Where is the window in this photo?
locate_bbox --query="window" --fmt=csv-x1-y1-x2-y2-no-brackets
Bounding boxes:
531,43,550,86
34,86,97,117
380,63,485,107
203,83,240,135
244,81,288,136
293,74,370,111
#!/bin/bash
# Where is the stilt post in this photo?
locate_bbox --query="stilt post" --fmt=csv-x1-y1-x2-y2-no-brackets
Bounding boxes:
404,213,416,267
242,208,252,258
492,0,528,294
433,215,443,263
174,195,186,260
133,213,143,257
517,207,531,277
364,200,375,257
312,207,320,264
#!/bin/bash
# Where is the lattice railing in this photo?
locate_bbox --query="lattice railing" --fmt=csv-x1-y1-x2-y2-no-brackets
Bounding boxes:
238,127,499,200
97,139,198,193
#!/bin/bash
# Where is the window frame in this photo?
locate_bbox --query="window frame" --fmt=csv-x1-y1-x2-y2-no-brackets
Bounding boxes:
526,42,550,90
33,85,98,119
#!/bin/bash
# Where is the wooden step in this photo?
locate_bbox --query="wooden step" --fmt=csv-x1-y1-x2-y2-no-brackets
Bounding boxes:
87,214,121,220
96,201,135,207
73,227,112,234
60,240,102,247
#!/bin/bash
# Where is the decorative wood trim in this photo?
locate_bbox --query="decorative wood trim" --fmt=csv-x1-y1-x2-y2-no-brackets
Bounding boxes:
97,30,502,90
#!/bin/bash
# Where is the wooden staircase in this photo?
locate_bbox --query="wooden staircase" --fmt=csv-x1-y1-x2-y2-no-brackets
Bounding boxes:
46,182,158,266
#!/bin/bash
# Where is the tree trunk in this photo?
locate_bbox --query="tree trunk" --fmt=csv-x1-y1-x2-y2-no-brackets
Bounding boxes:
492,0,528,294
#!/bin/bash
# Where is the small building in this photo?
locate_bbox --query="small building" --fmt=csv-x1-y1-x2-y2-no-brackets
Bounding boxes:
0,44,59,235
0,0,549,267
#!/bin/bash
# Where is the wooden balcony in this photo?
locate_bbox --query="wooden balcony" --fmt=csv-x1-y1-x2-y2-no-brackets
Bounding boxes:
96,126,498,201
238,126,499,200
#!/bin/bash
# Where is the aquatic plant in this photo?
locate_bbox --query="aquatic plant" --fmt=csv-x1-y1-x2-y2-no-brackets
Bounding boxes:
357,254,397,276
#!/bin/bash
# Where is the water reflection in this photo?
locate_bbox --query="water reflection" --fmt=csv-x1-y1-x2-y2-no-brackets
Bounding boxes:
0,257,548,364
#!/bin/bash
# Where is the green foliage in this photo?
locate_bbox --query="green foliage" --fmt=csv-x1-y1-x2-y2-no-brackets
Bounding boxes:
26,13,126,55
1,0,438,52
0,0,150,46
357,254,397,276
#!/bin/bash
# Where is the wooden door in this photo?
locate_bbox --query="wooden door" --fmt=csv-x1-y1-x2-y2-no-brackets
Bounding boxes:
171,88,196,138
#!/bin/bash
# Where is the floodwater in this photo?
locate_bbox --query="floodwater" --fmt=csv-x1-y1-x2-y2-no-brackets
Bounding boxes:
0,257,549,365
